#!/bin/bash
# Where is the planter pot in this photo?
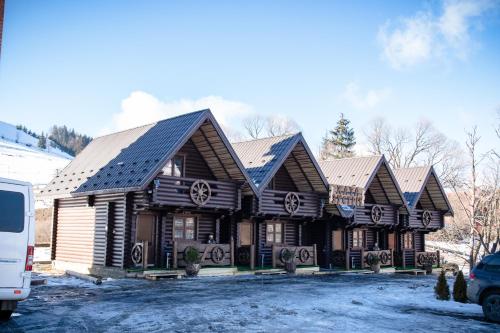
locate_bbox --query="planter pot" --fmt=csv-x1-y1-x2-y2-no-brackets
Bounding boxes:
424,264,433,274
185,263,201,276
371,263,381,274
285,261,297,274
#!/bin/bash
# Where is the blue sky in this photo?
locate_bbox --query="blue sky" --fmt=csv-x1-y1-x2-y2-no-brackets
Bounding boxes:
0,0,499,154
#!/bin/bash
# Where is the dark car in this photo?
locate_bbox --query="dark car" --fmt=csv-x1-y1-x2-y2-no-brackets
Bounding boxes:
467,252,500,323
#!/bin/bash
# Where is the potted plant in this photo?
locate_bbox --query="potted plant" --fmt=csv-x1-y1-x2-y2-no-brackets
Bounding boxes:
184,246,201,276
281,248,296,274
367,253,381,273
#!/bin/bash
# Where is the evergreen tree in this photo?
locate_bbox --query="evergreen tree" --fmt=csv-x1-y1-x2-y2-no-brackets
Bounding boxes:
452,271,468,303
38,132,47,149
320,113,356,160
435,270,450,301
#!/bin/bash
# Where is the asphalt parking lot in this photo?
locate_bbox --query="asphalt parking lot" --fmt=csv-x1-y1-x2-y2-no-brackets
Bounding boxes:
2,273,498,332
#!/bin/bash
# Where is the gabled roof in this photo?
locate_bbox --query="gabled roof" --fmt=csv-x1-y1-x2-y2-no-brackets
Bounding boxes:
232,133,329,195
394,166,453,214
41,109,257,197
319,155,408,210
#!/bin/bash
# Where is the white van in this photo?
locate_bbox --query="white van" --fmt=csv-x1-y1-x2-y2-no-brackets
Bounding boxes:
0,177,34,321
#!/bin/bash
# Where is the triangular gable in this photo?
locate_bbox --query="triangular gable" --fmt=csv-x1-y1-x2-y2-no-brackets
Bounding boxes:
42,109,257,197
232,133,329,195
319,155,408,212
395,166,453,215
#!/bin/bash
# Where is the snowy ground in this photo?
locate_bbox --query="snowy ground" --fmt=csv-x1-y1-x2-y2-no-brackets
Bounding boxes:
2,274,498,332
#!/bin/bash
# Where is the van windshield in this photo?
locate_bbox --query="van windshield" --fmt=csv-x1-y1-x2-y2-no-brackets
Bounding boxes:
0,190,25,233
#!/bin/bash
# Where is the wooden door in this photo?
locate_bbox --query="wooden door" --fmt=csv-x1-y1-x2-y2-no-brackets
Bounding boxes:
237,221,254,267
136,214,156,267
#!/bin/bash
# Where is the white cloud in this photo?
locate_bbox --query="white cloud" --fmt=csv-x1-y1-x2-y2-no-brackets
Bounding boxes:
378,0,497,69
103,91,253,134
341,82,391,110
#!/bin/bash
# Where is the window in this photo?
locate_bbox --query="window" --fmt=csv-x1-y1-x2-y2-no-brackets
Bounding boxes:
162,155,184,177
266,222,283,244
403,233,413,249
173,216,196,240
352,229,364,248
0,190,25,233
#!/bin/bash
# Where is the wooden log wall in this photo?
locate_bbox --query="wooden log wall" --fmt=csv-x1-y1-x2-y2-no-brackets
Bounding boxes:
257,220,299,267
259,189,321,218
353,204,396,226
408,210,443,230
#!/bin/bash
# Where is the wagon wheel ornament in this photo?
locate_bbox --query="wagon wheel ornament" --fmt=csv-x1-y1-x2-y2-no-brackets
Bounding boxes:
131,243,143,265
190,180,211,206
211,246,225,264
380,252,389,265
422,210,432,228
279,248,293,264
284,192,300,215
371,205,382,224
238,247,251,265
299,248,311,263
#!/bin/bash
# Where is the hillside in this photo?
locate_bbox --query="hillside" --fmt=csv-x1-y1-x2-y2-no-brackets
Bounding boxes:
0,120,72,186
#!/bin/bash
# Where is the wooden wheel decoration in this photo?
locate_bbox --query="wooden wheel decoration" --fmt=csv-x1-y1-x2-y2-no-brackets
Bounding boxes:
422,210,432,228
379,251,389,265
284,192,300,215
366,253,377,266
238,247,251,265
211,246,225,263
371,205,382,224
131,243,143,265
299,248,311,263
190,180,211,206
279,248,293,264
417,252,437,266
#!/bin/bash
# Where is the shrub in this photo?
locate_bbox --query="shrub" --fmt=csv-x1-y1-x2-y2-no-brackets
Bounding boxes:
453,271,468,303
281,248,295,263
184,247,200,264
435,270,450,301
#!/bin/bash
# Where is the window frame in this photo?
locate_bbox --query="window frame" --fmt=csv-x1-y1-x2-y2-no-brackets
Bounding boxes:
265,221,284,245
162,154,186,178
403,233,414,249
352,229,365,249
173,215,197,241
0,189,25,233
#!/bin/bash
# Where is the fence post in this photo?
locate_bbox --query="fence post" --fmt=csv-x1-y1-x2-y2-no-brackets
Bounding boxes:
414,250,417,268
360,248,365,269
391,249,394,267
272,244,276,268
436,250,440,268
173,241,177,269
313,244,317,266
230,237,235,267
250,244,255,271
143,241,149,270
402,250,406,269
345,249,350,270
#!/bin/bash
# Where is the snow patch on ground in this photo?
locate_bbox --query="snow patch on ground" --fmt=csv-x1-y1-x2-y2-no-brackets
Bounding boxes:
3,274,497,332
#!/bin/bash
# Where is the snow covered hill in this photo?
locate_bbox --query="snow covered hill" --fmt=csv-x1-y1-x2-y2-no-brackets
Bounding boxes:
0,121,72,186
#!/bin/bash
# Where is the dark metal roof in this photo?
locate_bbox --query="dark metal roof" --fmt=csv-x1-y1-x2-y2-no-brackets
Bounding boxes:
394,166,453,214
41,109,257,197
232,133,329,194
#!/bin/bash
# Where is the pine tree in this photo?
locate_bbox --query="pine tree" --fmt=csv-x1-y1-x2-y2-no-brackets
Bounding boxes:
38,132,47,149
435,270,450,301
452,271,468,303
320,113,356,160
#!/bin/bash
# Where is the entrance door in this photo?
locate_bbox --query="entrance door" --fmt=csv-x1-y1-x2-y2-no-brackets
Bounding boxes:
136,214,156,267
237,221,254,267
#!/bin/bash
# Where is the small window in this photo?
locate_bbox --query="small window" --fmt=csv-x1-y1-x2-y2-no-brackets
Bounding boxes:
173,216,196,240
0,190,25,233
266,222,283,244
352,229,364,248
403,233,413,249
162,155,184,177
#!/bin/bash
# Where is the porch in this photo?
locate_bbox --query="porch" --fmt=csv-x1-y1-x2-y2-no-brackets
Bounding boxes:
270,244,318,268
399,249,441,269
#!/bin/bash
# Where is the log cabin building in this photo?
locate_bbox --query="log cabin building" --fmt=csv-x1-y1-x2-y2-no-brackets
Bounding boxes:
41,109,258,274
232,134,329,268
394,166,453,268
319,156,408,270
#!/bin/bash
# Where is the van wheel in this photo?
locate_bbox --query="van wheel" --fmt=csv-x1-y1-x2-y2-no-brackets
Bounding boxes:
482,293,500,323
0,310,13,322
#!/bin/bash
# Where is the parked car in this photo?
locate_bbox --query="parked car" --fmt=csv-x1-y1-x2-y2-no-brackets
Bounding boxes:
0,178,35,321
467,252,500,323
